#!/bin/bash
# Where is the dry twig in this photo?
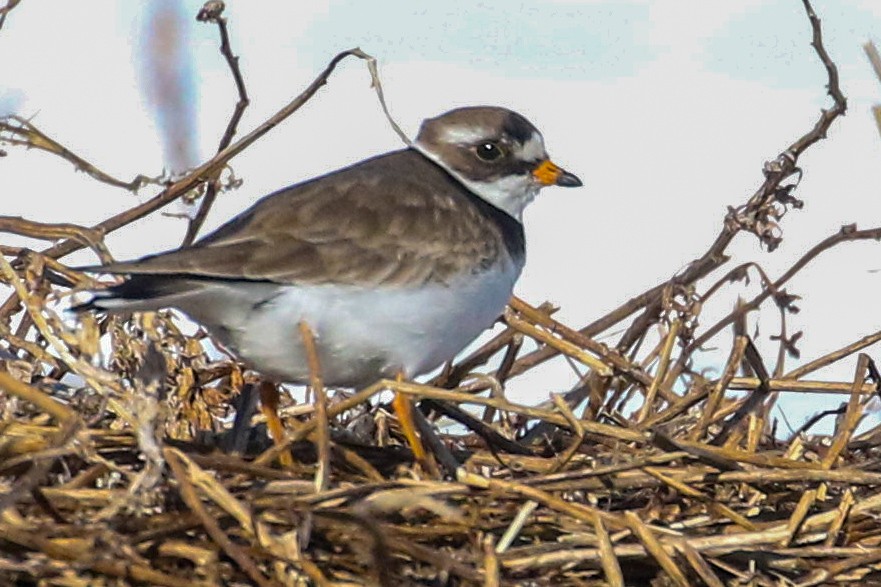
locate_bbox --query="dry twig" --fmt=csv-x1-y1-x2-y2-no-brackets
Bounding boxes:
2,1,881,585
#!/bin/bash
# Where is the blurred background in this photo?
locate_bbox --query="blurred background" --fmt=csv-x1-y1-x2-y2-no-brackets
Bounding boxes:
1,0,880,433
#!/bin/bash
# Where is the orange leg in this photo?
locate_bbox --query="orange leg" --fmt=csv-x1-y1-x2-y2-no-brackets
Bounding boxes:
392,372,429,467
258,380,293,467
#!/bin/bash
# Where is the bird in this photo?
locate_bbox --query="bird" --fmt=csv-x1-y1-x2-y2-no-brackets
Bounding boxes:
76,106,581,455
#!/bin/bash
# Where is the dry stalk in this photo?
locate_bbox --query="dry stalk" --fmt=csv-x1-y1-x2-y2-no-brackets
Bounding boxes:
2,1,881,585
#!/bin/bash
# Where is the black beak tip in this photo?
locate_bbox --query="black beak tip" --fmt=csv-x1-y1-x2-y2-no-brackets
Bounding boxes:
556,171,583,188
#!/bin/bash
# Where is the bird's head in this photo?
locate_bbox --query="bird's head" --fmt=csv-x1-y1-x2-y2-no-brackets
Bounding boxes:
414,106,582,220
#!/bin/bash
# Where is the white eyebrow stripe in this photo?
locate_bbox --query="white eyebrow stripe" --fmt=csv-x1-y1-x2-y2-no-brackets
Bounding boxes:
440,125,491,144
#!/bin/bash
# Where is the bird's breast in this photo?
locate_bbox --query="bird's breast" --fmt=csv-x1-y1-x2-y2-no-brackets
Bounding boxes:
211,259,523,386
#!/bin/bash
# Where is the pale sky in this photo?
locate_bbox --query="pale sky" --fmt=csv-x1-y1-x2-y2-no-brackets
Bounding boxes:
2,1,880,433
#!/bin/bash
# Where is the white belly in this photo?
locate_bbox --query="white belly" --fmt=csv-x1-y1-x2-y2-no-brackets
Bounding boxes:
178,263,521,387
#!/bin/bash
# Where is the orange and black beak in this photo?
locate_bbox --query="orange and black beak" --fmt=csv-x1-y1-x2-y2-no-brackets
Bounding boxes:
532,159,582,188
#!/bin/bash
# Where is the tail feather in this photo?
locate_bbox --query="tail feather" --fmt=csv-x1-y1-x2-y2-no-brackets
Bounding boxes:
72,275,201,314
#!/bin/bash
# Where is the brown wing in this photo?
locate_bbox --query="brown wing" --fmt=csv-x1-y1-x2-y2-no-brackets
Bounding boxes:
96,150,518,287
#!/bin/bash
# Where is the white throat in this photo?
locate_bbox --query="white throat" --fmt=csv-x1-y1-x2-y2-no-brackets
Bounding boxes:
414,143,536,221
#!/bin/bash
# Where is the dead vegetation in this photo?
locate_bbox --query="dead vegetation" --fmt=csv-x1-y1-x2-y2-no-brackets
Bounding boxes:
2,1,881,585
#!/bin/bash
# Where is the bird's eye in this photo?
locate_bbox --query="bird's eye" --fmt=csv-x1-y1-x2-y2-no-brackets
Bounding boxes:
474,142,504,162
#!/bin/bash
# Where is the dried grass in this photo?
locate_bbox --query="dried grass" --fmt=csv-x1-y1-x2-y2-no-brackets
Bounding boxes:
2,2,881,585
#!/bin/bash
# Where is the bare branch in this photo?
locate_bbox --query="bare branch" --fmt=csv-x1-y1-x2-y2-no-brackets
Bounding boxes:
506,0,848,378
0,216,112,262
40,48,380,262
0,0,22,31
183,1,250,246
675,224,881,373
5,4,881,584
0,115,159,192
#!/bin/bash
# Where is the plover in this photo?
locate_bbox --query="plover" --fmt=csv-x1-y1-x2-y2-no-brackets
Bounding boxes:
78,106,581,454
